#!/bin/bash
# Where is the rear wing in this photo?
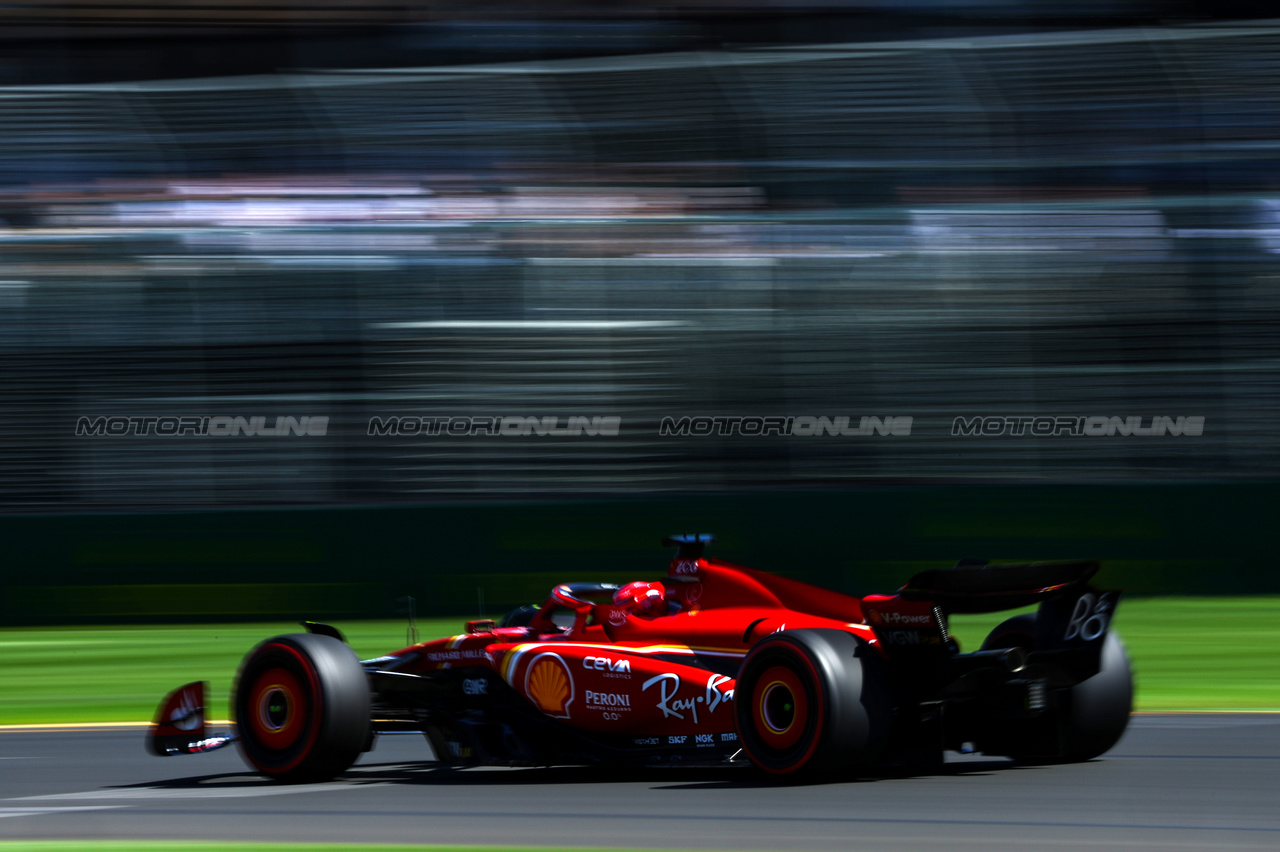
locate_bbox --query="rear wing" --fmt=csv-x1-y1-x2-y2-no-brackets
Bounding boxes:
884,559,1119,666
898,560,1101,614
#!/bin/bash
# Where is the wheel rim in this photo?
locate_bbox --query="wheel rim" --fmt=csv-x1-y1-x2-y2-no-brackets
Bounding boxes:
247,668,307,750
761,681,796,733
751,665,809,751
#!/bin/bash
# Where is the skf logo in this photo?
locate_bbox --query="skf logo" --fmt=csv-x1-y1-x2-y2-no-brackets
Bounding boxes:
462,678,487,696
526,653,574,719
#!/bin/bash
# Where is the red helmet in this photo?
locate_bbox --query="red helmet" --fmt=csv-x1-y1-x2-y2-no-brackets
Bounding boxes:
613,581,667,619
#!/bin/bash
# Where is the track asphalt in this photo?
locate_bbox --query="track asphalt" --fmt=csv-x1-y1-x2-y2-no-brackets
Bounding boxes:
1,714,1277,851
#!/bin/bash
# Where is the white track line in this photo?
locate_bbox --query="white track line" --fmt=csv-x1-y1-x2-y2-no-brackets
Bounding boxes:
15,781,390,802
0,806,124,819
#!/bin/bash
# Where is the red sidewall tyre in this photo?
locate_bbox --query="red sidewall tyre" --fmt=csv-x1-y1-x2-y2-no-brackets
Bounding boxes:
744,655,825,770
233,633,371,783
735,629,890,778
244,661,316,756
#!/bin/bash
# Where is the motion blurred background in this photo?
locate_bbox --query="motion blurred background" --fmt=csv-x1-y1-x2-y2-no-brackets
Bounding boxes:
2,1,1278,623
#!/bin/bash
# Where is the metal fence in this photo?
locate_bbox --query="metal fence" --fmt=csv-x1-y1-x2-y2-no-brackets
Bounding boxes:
2,21,1280,508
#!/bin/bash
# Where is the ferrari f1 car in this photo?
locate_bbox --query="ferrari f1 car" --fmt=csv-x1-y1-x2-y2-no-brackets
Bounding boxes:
147,534,1132,780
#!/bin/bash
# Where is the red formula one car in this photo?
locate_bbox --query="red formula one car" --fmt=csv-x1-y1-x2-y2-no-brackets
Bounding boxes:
147,534,1132,781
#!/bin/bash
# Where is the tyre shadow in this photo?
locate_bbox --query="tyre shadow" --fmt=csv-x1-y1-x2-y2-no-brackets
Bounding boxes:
653,758,1027,790
125,756,1027,792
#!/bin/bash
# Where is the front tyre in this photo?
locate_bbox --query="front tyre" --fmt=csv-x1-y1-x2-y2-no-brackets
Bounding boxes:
233,633,371,783
734,629,890,778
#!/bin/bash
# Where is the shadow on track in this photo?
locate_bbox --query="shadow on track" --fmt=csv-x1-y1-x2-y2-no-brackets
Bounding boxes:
120,756,1026,793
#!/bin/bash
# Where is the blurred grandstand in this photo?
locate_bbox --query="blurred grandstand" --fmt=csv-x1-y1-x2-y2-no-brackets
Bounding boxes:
2,14,1280,513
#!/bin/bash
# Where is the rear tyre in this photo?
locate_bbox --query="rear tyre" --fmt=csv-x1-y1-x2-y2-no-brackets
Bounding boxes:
1059,630,1133,761
980,614,1132,763
980,613,1037,653
233,633,371,782
734,629,890,778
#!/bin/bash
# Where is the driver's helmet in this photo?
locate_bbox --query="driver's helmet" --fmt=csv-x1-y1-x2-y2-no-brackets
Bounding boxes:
613,580,667,619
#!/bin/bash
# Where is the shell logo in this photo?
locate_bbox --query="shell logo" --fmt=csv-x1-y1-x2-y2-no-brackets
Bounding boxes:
525,653,574,719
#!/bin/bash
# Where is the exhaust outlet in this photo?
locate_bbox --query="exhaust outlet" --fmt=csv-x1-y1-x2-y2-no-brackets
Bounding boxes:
999,646,1027,674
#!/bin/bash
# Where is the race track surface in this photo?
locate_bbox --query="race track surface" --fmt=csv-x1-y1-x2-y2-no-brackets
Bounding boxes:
1,714,1277,851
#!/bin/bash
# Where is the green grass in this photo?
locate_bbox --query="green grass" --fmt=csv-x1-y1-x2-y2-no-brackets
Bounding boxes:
0,618,466,725
2,598,1279,725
